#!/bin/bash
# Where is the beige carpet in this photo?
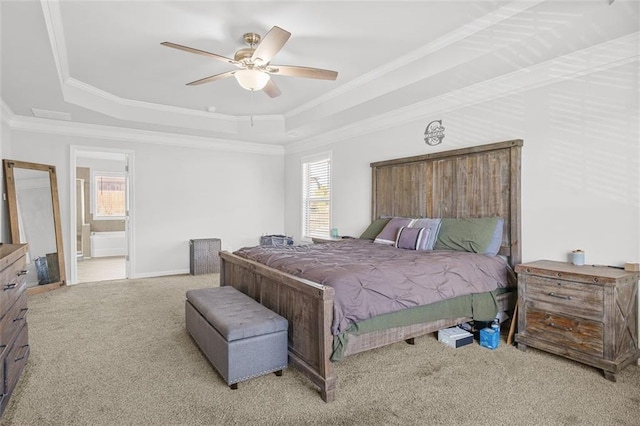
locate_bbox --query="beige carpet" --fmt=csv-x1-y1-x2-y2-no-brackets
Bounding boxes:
2,274,639,426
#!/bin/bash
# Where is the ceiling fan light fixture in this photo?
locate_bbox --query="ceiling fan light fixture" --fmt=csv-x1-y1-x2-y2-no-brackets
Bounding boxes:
234,69,270,91
163,26,337,98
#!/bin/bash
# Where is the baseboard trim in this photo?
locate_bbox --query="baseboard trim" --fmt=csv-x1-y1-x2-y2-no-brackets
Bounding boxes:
131,269,190,279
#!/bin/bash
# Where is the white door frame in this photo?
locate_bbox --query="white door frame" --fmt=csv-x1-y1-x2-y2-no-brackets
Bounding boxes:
69,146,135,284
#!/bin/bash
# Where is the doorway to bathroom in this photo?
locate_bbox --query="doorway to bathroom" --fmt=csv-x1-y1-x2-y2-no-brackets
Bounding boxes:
70,148,133,284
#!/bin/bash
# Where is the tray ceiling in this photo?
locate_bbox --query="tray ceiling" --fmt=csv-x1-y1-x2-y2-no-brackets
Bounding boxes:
1,1,638,147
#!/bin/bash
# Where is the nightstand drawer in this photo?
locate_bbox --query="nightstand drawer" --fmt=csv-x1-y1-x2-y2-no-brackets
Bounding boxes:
525,307,603,357
526,275,603,320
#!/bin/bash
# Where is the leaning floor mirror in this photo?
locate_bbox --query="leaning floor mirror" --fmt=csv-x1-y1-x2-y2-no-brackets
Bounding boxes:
3,159,66,295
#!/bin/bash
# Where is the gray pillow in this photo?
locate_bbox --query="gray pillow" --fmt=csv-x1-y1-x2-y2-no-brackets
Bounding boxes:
410,218,442,250
374,217,414,245
484,218,504,256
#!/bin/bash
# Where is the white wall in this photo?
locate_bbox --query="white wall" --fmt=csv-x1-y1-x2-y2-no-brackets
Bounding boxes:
6,130,285,279
0,120,9,243
77,157,125,172
285,61,639,267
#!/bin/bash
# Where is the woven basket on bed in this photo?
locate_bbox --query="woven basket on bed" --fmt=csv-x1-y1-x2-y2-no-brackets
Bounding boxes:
259,235,293,247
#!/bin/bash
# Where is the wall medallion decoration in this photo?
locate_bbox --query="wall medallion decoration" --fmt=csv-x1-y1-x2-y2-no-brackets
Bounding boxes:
424,120,445,146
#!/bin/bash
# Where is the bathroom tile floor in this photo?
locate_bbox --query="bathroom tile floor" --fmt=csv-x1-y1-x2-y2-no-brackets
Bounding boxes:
77,256,126,283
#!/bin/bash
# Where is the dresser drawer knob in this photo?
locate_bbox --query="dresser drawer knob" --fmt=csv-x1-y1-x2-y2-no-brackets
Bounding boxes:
17,270,27,276
548,292,572,300
13,308,28,322
549,322,573,332
3,283,17,291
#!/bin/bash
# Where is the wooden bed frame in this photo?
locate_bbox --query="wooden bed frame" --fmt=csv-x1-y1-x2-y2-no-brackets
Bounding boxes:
220,139,523,402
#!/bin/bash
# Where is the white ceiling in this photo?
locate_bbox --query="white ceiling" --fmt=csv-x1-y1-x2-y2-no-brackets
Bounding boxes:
1,0,638,147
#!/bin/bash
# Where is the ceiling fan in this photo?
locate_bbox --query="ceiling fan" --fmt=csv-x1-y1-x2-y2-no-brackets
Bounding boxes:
161,26,338,98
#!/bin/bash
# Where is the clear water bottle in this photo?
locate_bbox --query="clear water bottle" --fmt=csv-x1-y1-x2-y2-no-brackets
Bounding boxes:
491,318,500,332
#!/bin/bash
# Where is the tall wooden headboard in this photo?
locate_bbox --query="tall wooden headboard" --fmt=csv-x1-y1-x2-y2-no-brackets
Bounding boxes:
370,140,523,266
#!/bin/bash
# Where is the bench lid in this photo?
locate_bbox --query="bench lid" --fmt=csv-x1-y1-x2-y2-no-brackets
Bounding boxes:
186,286,288,342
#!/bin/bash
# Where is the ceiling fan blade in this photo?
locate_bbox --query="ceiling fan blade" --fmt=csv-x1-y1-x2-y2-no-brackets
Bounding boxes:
161,42,237,65
186,70,236,86
268,65,338,80
251,26,291,65
262,79,281,98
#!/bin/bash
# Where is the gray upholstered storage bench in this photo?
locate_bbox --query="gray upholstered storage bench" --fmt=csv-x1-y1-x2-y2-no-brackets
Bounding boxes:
185,286,288,389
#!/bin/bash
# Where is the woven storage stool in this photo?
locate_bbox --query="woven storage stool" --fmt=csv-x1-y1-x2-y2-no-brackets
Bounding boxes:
189,238,221,275
185,286,288,389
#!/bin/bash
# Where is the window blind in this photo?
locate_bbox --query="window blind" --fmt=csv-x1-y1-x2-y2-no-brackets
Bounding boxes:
94,173,126,218
302,156,331,239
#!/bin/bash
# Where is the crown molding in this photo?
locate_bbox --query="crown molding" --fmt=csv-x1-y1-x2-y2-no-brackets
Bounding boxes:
10,115,284,156
60,76,287,134
283,0,545,120
41,0,69,85
1,99,16,126
28,0,639,157
40,0,286,136
64,78,237,121
7,26,636,158
285,32,640,155
39,0,547,139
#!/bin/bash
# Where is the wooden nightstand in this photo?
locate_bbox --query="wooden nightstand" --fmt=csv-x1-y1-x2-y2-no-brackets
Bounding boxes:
515,260,639,381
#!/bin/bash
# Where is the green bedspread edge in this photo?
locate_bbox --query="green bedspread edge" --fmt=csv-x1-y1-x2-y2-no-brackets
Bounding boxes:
331,289,507,361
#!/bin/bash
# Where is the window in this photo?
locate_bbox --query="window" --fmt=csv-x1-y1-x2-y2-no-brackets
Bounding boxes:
92,172,126,219
302,153,331,239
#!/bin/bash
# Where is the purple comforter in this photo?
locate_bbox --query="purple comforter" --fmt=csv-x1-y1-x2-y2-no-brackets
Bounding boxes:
234,239,513,335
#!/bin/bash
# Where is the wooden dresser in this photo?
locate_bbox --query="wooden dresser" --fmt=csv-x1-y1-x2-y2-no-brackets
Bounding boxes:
515,260,639,381
0,244,29,417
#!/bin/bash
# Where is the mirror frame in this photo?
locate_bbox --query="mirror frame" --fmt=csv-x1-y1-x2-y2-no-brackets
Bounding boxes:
3,159,66,294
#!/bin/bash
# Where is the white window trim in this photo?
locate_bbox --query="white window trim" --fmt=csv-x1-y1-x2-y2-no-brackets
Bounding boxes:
301,151,332,242
91,170,126,220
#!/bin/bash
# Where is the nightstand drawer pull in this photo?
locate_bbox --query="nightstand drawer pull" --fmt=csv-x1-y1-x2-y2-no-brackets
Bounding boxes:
549,322,573,332
3,283,16,291
548,292,572,300
17,269,27,276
